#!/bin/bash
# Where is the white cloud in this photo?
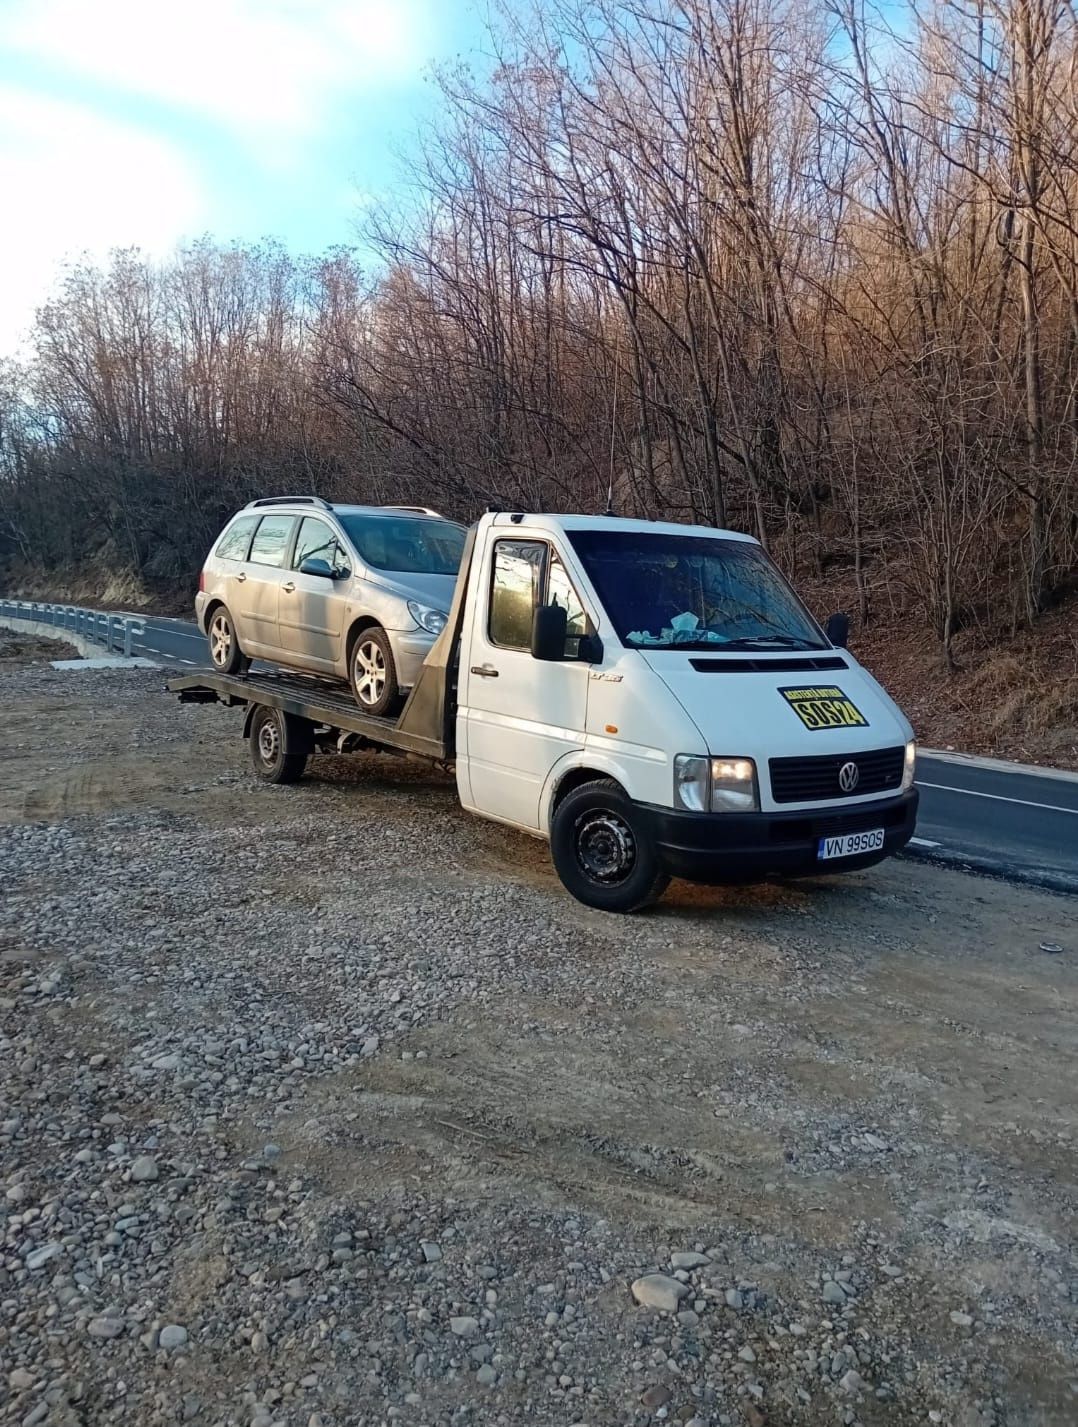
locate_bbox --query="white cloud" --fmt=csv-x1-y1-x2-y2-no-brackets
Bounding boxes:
0,0,432,147
0,89,207,353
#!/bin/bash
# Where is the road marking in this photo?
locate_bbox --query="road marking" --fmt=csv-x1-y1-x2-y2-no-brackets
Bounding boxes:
917,781,1078,816
909,836,941,848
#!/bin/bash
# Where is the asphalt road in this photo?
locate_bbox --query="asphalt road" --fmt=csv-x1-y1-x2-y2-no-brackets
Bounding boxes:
87,613,1078,897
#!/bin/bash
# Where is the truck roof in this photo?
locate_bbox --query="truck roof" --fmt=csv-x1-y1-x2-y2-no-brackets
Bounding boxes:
487,511,758,543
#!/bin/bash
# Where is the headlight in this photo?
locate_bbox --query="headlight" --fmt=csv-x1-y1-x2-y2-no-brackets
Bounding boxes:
674,754,710,811
407,601,448,636
901,740,917,791
710,757,759,812
674,755,759,812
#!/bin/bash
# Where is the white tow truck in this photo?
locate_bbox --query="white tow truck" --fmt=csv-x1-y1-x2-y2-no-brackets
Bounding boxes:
172,510,918,911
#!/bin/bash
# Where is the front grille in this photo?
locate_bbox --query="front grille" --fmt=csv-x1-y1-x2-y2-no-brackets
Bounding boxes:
769,746,904,804
768,803,909,844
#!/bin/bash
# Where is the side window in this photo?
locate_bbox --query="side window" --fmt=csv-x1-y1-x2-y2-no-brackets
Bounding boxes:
489,540,545,649
249,515,294,568
546,552,587,657
293,517,351,576
214,515,257,562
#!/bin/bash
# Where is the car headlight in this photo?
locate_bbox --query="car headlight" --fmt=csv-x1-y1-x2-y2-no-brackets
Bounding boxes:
901,739,917,791
407,601,448,636
674,755,759,813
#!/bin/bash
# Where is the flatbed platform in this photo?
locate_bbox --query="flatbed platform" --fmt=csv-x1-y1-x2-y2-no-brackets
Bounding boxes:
168,668,447,761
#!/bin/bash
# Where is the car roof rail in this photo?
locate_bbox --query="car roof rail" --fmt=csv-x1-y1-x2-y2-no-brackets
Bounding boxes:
245,495,332,511
381,504,445,519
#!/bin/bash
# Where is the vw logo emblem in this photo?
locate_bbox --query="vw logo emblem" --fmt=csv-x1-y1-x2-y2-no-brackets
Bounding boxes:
838,761,860,793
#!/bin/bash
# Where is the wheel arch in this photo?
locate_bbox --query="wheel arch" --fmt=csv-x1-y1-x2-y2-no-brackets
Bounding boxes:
542,755,630,834
202,597,226,635
345,614,384,658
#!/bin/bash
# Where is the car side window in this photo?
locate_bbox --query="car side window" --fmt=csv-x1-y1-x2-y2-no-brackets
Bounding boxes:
546,552,587,658
249,515,294,568
293,517,351,576
489,540,546,649
214,515,257,561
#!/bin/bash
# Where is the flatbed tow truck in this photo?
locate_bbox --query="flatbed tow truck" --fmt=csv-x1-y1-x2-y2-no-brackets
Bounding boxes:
171,511,918,911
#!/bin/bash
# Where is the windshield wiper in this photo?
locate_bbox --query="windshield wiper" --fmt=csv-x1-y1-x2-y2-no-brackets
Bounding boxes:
718,634,823,650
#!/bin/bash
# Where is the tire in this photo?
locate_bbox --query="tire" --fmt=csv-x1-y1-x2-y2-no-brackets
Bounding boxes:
207,605,250,676
248,704,309,784
349,626,400,716
550,778,670,913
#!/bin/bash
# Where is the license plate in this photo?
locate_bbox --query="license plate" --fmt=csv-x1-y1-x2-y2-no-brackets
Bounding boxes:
818,827,885,860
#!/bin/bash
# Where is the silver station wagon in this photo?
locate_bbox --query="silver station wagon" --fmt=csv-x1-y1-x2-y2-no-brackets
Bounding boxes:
195,497,467,714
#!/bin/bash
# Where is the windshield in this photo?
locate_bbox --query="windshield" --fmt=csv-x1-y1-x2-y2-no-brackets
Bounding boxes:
337,513,466,575
566,529,827,650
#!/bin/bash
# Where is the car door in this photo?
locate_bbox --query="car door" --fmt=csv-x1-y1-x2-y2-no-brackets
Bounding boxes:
461,536,591,830
278,515,351,671
233,513,295,656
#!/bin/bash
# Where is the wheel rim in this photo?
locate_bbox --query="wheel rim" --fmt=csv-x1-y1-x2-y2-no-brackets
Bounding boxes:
354,639,387,706
210,612,233,668
257,716,280,764
574,809,636,885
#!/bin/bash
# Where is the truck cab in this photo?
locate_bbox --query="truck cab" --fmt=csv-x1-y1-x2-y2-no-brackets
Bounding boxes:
448,512,917,910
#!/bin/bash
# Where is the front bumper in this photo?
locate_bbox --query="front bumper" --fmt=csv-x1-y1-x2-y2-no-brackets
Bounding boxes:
388,630,437,691
637,790,918,883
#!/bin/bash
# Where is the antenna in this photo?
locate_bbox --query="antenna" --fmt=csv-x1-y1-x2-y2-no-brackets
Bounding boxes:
605,365,618,516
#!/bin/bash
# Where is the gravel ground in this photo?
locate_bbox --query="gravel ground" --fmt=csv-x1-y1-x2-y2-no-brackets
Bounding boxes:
1,656,1077,1427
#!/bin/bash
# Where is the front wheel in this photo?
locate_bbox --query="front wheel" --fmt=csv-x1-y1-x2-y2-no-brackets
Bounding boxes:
207,606,250,675
349,627,400,716
549,779,669,913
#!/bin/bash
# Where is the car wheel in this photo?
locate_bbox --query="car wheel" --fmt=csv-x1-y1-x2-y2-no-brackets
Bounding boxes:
207,605,250,675
349,626,400,716
549,778,670,912
248,705,309,784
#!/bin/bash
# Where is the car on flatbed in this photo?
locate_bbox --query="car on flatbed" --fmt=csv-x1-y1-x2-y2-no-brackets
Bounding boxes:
176,508,918,912
195,498,467,714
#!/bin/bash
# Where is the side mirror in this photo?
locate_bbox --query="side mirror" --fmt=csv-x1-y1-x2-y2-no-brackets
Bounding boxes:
531,603,568,661
825,612,850,649
299,557,336,579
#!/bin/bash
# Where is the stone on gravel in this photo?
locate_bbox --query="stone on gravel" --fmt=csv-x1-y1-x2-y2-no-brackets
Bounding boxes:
631,1274,690,1312
88,1315,125,1339
159,1324,189,1349
450,1316,479,1337
25,1242,60,1270
822,1280,847,1306
670,1251,711,1269
129,1154,159,1182
641,1384,671,1410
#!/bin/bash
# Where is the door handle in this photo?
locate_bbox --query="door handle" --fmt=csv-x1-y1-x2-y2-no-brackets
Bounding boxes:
236,572,247,583
470,664,499,678
282,581,295,593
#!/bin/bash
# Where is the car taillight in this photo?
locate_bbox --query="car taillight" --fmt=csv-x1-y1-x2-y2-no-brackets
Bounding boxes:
198,570,206,593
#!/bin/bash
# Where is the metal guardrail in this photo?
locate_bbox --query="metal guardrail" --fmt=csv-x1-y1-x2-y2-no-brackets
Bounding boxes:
0,599,146,657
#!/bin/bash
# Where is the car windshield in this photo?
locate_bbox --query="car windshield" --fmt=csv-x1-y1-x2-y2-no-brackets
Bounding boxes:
337,513,466,575
566,528,827,650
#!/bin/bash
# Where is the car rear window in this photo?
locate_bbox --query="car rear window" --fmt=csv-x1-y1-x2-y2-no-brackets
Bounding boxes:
214,515,257,561
249,515,294,568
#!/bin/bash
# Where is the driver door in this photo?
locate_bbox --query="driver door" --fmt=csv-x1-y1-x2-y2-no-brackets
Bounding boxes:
461,538,592,830
278,515,351,671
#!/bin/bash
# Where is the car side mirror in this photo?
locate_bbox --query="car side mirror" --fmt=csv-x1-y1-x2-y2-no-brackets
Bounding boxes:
531,603,568,661
825,612,850,648
299,557,336,579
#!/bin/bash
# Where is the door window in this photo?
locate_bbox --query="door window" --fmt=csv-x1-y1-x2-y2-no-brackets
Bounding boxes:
547,552,588,658
214,515,257,561
249,515,294,568
293,517,351,577
489,540,545,649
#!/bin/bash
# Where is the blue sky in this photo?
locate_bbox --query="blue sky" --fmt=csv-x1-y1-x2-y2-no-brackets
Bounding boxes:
0,0,490,351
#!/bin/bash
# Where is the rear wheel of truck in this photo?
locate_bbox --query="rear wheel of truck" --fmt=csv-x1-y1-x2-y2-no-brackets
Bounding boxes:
550,779,669,913
248,704,310,784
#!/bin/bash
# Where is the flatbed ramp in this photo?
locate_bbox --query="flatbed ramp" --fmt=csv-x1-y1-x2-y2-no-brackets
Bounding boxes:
168,669,448,761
